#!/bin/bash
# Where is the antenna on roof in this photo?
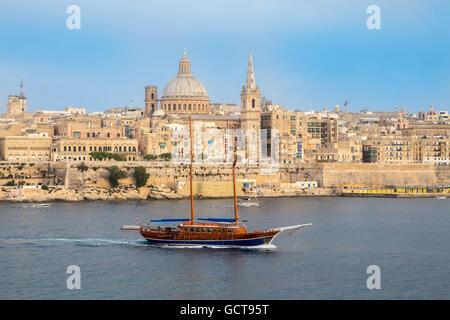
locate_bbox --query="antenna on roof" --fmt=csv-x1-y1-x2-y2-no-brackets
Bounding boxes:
344,100,350,113
19,79,24,98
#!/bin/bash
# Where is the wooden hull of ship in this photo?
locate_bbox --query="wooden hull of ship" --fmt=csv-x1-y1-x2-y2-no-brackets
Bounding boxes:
140,229,279,247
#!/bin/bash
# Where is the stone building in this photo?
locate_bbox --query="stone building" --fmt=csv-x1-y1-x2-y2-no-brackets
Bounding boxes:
0,135,52,162
54,119,127,139
51,138,139,162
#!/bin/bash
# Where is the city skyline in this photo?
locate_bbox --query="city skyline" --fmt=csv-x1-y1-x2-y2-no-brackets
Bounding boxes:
1,0,450,114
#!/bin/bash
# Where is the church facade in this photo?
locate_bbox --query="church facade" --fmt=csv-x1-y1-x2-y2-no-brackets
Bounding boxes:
141,49,263,162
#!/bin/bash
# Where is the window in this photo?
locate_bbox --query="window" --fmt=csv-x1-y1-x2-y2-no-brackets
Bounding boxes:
252,99,255,108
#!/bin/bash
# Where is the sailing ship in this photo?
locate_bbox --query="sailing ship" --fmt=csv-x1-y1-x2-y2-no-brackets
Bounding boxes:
139,117,311,248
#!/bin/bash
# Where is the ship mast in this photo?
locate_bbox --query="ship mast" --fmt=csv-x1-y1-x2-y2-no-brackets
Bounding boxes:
189,116,194,222
232,137,239,226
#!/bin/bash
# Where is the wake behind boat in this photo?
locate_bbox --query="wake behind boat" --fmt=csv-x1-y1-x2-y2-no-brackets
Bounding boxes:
20,203,51,208
138,116,312,248
238,197,261,207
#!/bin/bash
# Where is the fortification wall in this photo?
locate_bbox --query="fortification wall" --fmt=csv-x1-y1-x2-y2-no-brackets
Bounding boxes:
1,161,448,191
321,163,447,188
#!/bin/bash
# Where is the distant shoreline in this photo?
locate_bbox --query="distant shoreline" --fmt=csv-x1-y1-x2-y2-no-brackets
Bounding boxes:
0,188,446,204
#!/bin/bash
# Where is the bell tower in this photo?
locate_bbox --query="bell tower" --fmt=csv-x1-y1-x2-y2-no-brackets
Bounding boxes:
6,80,27,118
240,51,261,163
145,86,158,116
241,50,261,116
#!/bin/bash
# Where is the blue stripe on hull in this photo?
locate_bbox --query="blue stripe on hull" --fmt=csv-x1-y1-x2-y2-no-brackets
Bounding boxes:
144,236,273,247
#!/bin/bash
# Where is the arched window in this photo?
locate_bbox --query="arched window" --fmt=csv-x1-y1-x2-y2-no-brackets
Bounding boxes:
178,104,181,111
183,104,186,110
188,104,191,110
151,93,154,99
252,99,255,108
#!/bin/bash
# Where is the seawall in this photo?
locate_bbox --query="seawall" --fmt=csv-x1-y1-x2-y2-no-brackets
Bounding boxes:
1,161,449,202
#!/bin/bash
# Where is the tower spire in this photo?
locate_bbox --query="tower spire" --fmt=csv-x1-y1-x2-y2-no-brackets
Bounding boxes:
246,50,256,90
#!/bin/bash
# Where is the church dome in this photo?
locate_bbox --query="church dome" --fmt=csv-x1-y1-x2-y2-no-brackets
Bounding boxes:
161,75,208,99
161,49,209,99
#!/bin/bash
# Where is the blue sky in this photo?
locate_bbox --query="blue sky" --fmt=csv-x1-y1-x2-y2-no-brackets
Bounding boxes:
0,0,449,114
